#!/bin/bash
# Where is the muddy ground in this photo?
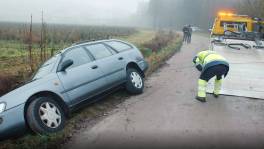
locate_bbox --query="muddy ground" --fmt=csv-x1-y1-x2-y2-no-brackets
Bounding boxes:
63,34,264,149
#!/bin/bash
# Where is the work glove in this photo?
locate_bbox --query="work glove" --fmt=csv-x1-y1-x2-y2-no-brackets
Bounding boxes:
193,56,198,64
196,64,203,72
193,56,203,72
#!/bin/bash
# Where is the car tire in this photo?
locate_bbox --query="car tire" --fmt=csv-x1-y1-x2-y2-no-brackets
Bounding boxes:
26,96,66,134
125,68,144,94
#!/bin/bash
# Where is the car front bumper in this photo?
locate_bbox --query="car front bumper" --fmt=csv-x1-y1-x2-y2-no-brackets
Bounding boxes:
0,103,27,141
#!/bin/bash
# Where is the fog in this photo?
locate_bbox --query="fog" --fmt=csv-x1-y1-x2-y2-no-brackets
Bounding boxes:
0,0,148,25
0,0,248,29
144,0,240,29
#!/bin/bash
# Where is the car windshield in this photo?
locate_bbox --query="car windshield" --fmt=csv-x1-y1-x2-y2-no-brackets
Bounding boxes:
33,56,59,80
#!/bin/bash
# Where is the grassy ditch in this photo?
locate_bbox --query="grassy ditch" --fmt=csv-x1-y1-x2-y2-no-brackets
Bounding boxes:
0,30,182,149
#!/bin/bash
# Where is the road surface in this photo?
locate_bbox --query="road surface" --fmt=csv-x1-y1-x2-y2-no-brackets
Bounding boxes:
64,34,264,149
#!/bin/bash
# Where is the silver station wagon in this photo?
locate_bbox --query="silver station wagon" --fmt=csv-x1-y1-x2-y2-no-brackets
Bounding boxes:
0,39,148,140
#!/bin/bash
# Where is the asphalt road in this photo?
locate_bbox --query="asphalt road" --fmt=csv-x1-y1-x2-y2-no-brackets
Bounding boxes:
64,34,264,149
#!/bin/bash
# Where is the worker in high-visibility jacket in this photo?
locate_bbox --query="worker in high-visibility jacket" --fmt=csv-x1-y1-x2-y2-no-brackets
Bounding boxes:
193,50,229,102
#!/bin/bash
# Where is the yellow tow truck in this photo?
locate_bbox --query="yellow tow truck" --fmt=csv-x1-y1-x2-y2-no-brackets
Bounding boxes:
211,11,264,39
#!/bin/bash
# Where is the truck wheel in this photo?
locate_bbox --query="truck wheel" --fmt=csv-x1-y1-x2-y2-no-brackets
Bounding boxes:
126,68,144,94
26,96,66,134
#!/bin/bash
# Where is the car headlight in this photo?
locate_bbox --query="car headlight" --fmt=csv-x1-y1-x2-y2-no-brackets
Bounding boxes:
0,102,6,114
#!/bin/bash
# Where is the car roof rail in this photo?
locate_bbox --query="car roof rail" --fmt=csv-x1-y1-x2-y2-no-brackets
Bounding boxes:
71,37,112,46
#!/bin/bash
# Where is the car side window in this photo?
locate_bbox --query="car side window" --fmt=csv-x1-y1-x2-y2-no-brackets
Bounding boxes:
61,47,92,69
106,41,132,52
85,44,113,60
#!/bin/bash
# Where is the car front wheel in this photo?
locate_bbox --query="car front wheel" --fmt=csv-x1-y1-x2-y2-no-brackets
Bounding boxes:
125,68,144,94
26,96,66,134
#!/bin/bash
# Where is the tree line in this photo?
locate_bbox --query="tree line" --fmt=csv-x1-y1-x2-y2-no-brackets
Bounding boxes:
237,0,264,18
137,0,263,30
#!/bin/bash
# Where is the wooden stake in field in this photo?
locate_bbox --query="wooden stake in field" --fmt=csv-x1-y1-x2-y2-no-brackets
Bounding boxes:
43,23,47,60
40,11,48,61
28,14,34,73
40,11,44,62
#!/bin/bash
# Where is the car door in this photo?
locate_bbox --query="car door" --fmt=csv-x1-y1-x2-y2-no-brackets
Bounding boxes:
104,41,135,77
84,43,126,88
57,46,107,106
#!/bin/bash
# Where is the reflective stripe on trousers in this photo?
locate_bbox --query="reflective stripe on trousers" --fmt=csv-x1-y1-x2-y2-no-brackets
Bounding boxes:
198,79,207,98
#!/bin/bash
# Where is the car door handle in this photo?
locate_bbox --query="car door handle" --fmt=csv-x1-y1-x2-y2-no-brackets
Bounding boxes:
118,57,124,60
91,65,98,69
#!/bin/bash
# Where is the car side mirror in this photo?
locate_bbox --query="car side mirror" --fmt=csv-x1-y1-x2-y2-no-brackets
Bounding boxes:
59,59,73,72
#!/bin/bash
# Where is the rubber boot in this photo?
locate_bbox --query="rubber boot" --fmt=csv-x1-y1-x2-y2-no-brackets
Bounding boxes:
196,79,207,102
213,79,222,98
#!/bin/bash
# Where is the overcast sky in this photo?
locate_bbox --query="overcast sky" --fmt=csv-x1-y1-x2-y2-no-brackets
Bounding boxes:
0,0,148,25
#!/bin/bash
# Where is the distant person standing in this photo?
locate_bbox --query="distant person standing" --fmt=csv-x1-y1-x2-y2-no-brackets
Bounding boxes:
182,25,189,43
187,25,193,44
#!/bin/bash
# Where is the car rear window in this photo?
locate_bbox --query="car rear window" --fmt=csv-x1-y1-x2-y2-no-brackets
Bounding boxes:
106,41,132,52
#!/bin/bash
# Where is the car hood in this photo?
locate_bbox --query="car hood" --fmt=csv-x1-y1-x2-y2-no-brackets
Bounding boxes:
0,74,64,111
0,79,41,109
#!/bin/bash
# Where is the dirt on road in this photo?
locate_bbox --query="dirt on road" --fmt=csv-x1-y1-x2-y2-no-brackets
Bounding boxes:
64,34,264,149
